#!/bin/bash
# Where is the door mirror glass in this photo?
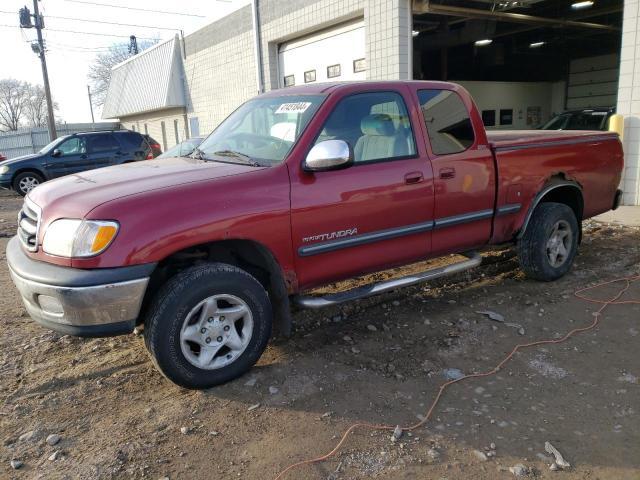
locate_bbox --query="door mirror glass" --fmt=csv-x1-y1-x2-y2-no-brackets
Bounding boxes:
51,149,62,158
304,140,352,172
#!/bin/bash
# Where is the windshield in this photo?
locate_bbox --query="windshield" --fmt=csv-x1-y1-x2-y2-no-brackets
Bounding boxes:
196,95,325,165
541,112,609,130
158,137,204,159
38,135,69,154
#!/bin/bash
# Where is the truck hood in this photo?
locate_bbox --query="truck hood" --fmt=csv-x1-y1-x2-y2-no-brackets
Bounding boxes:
29,156,266,217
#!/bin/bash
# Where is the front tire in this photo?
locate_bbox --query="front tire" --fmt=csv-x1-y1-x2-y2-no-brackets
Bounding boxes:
13,171,44,196
144,263,272,389
517,202,579,281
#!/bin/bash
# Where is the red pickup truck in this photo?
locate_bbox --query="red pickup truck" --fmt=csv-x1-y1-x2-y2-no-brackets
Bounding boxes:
6,81,623,389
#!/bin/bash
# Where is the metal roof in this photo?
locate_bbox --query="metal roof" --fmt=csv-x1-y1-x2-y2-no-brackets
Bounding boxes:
102,35,186,119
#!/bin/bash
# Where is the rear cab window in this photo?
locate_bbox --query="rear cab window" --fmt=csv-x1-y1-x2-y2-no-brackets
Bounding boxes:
417,89,475,155
117,132,145,151
313,91,417,164
88,134,120,154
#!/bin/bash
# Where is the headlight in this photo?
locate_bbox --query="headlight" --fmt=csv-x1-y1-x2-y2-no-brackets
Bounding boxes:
0,166,9,174
43,219,119,257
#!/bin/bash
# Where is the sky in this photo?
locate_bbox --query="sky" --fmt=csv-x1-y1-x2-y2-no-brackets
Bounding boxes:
0,0,250,123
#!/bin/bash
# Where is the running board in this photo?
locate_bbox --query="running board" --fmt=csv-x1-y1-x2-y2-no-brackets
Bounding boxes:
293,252,482,309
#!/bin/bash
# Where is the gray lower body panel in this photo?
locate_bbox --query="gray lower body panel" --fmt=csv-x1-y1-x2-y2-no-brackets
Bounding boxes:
6,236,154,336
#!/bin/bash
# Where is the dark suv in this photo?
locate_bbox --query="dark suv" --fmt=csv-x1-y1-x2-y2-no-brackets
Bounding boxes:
0,130,153,196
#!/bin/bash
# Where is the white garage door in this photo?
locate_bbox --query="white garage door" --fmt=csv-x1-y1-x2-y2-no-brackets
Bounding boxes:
278,19,366,88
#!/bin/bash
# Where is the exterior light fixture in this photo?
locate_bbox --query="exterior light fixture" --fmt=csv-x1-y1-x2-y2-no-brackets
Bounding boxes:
571,1,594,9
475,39,493,46
412,30,420,37
529,41,545,48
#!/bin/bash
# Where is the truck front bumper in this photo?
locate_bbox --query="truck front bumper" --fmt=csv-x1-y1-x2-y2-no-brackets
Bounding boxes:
6,236,156,337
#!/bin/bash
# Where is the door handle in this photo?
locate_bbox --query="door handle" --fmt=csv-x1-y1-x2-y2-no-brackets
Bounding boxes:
439,167,456,179
404,171,424,184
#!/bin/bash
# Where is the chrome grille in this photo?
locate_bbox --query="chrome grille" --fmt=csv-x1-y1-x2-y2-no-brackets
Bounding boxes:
17,197,42,252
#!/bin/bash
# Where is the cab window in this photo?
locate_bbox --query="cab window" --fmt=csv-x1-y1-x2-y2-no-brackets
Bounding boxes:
56,137,87,156
314,91,416,163
88,134,120,153
418,89,475,155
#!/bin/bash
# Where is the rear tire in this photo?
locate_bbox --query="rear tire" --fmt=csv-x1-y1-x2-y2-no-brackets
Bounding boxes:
143,263,272,389
517,202,579,281
13,171,44,196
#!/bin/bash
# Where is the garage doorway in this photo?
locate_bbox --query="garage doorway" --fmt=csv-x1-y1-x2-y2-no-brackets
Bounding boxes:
412,0,622,130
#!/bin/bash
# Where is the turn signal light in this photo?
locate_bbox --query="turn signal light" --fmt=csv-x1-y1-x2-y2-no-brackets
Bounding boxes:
91,225,118,253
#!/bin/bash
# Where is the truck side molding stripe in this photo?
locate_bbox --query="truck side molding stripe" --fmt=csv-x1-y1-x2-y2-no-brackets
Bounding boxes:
299,207,510,257
492,134,617,152
432,209,494,229
496,203,522,216
298,221,435,257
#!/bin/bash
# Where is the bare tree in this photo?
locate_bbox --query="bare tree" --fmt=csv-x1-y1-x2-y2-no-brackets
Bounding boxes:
24,84,59,128
88,39,159,107
0,79,29,131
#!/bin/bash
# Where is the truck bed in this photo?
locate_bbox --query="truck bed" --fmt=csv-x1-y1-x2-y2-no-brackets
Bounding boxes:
487,129,618,150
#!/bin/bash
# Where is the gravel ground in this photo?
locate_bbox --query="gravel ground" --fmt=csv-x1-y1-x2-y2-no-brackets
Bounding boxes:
0,188,639,480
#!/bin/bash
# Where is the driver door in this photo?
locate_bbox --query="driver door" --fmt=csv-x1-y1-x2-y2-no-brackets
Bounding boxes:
44,136,88,178
290,88,435,289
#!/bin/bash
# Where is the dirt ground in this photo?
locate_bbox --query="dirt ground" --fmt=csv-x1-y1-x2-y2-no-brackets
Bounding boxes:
0,188,639,480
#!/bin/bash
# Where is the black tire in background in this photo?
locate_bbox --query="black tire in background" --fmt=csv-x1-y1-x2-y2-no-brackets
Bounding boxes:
13,171,44,196
517,202,579,281
143,263,272,389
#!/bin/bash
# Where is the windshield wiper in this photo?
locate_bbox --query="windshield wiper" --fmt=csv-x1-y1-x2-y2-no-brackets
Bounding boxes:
212,150,262,167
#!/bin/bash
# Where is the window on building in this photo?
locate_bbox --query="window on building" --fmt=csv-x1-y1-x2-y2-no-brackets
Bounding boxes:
500,109,513,126
327,64,341,78
131,125,136,132
189,117,200,137
304,70,316,83
284,75,295,87
174,119,180,144
314,91,416,164
418,89,475,155
482,110,496,127
353,58,366,73
160,121,168,151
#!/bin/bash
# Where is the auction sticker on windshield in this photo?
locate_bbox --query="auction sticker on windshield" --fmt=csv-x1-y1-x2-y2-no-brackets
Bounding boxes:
276,102,312,114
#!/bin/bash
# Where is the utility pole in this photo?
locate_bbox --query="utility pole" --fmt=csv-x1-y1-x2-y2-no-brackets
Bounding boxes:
87,85,95,123
20,1,57,140
129,35,138,55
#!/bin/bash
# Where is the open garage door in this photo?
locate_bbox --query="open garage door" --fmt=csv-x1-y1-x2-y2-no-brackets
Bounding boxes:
278,19,366,88
412,0,622,130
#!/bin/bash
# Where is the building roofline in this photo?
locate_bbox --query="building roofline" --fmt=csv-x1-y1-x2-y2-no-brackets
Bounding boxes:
111,34,179,71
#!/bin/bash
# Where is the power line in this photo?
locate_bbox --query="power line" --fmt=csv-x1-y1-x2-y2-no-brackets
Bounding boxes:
1,10,181,31
46,15,181,31
0,24,157,39
4,13,175,31
63,0,206,18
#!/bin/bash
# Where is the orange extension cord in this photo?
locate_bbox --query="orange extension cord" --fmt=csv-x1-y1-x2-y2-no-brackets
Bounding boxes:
274,274,640,480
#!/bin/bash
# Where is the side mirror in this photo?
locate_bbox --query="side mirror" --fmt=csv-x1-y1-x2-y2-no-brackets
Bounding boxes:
52,149,62,158
304,140,353,172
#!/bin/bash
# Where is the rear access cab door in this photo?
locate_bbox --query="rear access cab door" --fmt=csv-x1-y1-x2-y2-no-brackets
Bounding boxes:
408,83,496,255
289,84,436,289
